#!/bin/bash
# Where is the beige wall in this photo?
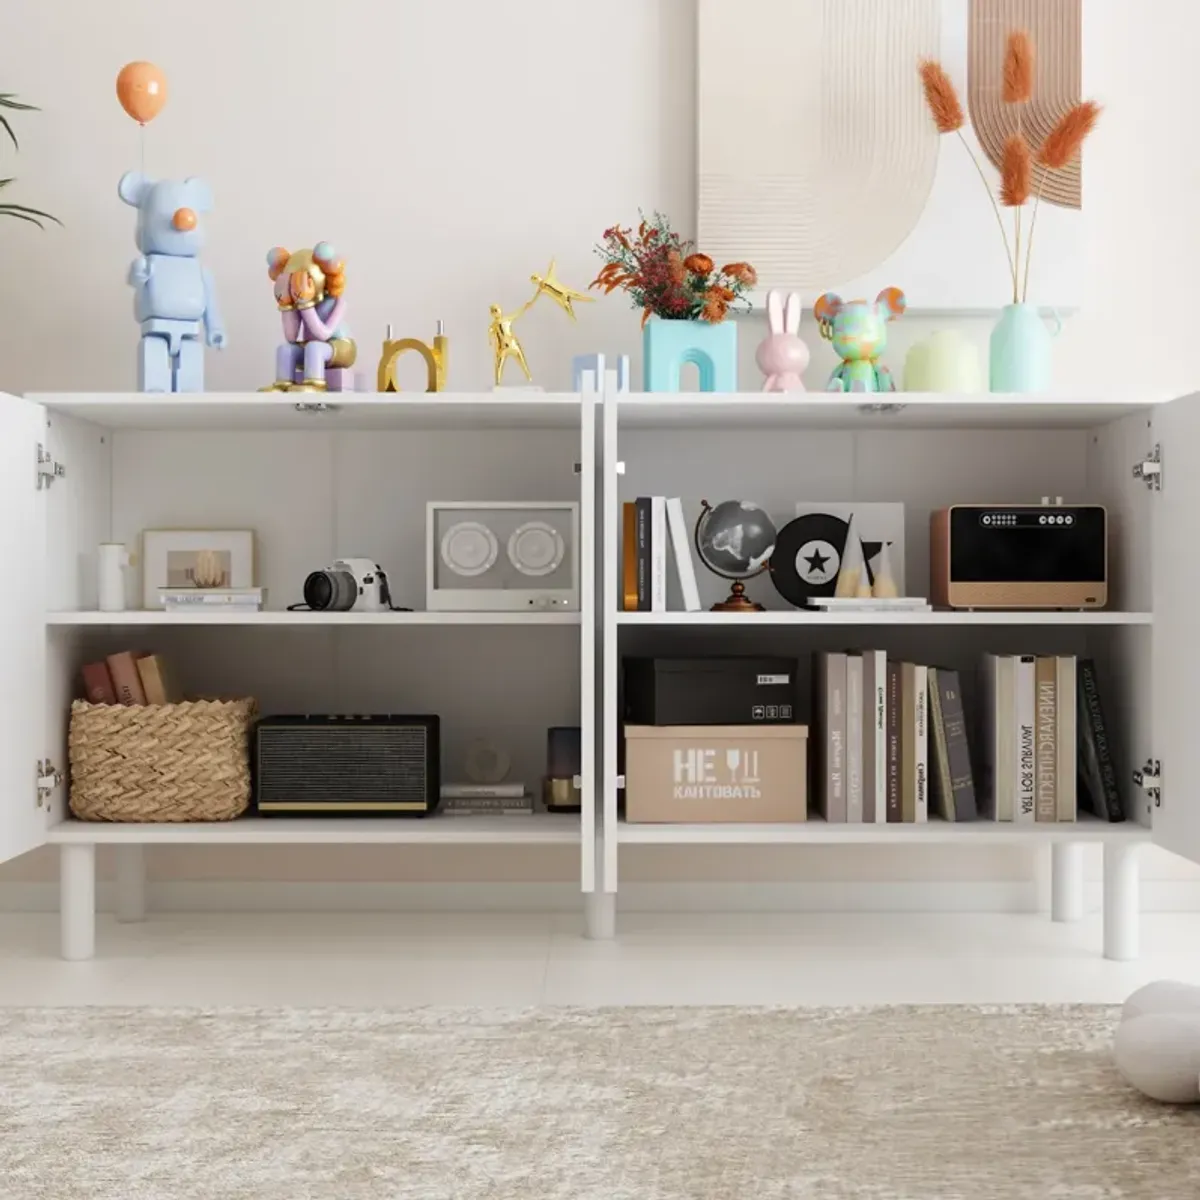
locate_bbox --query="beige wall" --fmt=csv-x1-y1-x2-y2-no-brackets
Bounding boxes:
2,0,1198,893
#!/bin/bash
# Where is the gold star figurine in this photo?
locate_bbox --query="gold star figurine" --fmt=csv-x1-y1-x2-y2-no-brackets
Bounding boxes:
530,259,594,321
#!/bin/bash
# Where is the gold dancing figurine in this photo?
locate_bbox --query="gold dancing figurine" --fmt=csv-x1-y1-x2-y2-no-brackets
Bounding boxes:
490,259,592,387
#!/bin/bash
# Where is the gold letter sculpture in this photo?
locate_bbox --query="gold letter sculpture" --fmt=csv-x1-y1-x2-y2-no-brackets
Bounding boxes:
377,321,449,392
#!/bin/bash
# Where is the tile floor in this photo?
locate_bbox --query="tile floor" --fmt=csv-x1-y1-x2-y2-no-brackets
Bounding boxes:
1,910,1198,1007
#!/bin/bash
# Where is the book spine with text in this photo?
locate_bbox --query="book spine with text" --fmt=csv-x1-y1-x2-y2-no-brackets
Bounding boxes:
650,496,667,612
817,652,847,822
635,497,651,611
977,655,998,820
1015,655,1036,823
886,662,902,822
665,497,701,612
928,668,953,821
441,783,528,799
106,651,147,706
845,654,863,823
913,664,928,823
1077,658,1124,821
1035,657,1058,822
997,656,1015,821
938,669,977,822
1056,657,1077,821
622,502,638,611
861,650,886,823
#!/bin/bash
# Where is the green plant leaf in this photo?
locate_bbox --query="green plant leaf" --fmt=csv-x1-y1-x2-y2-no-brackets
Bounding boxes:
0,113,16,151
0,95,38,110
0,202,61,227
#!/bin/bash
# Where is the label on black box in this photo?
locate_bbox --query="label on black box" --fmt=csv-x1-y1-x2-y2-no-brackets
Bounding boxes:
757,674,791,686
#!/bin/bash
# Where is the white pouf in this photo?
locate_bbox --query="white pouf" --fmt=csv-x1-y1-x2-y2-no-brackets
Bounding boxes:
1114,981,1200,1103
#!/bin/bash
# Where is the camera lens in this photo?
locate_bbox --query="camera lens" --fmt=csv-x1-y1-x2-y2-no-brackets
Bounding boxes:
303,569,357,611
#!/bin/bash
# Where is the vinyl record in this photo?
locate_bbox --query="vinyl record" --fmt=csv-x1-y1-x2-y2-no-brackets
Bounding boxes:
769,512,849,607
441,521,499,577
508,521,564,577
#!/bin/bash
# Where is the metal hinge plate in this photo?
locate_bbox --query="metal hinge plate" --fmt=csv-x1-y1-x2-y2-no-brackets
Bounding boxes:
36,759,62,808
1133,759,1161,807
36,444,64,490
1133,445,1161,491
616,774,626,789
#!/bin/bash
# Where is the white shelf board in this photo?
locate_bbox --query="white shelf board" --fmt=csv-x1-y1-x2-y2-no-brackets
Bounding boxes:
30,392,583,431
618,814,1150,846
615,392,1161,431
616,610,1152,628
47,813,581,846
46,610,581,627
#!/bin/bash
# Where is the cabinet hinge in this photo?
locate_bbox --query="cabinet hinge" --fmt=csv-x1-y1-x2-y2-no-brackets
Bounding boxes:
1132,444,1161,491
1133,759,1161,808
36,759,63,808
616,774,626,789
36,443,64,490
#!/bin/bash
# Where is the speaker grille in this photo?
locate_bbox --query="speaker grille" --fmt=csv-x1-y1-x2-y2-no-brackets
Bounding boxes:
256,723,434,810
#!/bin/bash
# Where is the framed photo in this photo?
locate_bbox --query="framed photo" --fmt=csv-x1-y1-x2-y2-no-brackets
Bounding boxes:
141,529,255,609
426,502,579,612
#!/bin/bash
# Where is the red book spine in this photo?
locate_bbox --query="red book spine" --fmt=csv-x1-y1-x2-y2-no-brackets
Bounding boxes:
81,661,117,705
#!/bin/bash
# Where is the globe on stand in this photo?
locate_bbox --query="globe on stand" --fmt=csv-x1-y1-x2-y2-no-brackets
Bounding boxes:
693,499,778,613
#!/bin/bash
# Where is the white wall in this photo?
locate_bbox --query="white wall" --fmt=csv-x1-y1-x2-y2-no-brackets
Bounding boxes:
2,0,1198,898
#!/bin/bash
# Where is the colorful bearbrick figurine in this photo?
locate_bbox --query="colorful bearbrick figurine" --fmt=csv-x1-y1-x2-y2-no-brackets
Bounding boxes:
119,172,226,393
814,287,906,393
261,243,357,393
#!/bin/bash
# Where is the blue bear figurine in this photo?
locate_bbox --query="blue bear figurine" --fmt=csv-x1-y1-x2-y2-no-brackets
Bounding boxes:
118,172,226,392
813,287,906,393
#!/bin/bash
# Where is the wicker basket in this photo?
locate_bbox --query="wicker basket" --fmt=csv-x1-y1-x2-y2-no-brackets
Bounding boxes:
68,699,257,822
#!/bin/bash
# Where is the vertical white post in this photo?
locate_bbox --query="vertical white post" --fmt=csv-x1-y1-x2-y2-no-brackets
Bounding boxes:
115,843,146,923
60,843,96,961
585,891,616,940
1103,842,1140,961
1050,842,1085,922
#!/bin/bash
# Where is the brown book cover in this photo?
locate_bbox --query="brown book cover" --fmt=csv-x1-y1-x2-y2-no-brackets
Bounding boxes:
815,652,847,822
1035,656,1057,821
136,654,179,705
106,651,147,706
886,662,902,822
80,661,117,705
622,502,638,612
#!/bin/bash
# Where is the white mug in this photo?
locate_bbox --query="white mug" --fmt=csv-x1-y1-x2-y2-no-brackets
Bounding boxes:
98,543,132,612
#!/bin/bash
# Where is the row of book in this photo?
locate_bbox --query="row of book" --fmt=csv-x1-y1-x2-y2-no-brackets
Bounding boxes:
80,651,180,706
622,497,700,612
813,652,1123,823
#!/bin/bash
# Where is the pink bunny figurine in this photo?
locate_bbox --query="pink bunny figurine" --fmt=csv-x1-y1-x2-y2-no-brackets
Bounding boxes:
757,290,809,392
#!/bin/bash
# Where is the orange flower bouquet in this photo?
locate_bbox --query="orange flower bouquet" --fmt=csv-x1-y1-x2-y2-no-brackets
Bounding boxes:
591,213,756,326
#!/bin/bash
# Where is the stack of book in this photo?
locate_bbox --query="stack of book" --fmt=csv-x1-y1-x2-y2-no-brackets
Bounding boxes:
622,496,700,612
80,650,180,706
158,587,264,612
814,651,974,823
439,783,533,817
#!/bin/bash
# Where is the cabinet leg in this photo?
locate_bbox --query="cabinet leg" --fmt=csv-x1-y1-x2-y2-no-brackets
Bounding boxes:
115,844,146,924
1051,842,1084,923
60,844,96,962
1103,842,1140,962
585,892,616,940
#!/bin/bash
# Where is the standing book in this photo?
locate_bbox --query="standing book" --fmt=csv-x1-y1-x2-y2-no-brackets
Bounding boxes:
816,652,847,823
979,654,1016,821
900,663,928,822
845,654,864,823
635,497,651,611
665,497,701,612
622,502,638,612
929,667,978,821
1056,656,1077,821
1034,657,1058,822
650,496,667,612
1077,658,1124,821
861,650,886,823
1015,655,1036,823
886,661,902,822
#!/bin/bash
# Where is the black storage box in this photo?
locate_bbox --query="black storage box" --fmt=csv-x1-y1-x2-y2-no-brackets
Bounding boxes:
622,657,799,726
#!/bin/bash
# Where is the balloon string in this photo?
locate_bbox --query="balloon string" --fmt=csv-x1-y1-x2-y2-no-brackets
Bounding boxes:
139,124,145,176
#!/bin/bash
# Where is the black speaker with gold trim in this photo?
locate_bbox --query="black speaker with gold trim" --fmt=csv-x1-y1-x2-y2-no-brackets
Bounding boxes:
254,715,440,816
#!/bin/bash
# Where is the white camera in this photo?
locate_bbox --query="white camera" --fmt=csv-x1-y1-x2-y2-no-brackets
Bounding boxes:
302,558,393,612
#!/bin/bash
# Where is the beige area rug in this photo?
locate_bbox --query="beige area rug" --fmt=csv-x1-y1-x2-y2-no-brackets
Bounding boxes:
0,1006,1196,1199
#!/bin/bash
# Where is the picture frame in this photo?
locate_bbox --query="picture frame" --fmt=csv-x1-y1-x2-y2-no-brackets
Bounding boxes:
426,502,579,612
141,529,256,609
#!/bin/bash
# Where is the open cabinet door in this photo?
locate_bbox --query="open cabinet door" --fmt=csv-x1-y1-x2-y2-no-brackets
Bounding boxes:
0,396,48,865
1151,391,1200,865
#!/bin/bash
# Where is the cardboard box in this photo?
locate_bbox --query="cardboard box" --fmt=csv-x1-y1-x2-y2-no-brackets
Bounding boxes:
624,724,808,823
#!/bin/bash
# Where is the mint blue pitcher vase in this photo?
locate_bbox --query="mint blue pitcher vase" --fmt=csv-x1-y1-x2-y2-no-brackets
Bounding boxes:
989,303,1062,393
643,318,738,392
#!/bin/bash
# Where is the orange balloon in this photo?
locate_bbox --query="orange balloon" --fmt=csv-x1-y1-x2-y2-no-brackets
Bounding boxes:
116,61,168,125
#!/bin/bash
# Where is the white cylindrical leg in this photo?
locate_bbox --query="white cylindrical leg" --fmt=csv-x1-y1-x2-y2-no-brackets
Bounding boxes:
1103,842,1140,962
60,843,96,961
1051,842,1085,923
115,844,146,923
585,891,616,940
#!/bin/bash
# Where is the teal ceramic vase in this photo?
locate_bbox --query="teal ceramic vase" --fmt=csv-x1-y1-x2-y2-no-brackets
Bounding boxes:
643,318,738,392
989,304,1062,393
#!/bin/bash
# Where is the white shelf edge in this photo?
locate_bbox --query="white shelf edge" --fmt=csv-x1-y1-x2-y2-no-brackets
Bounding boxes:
616,610,1152,627
613,391,1165,408
46,814,582,846
28,391,585,406
618,816,1150,846
46,610,582,627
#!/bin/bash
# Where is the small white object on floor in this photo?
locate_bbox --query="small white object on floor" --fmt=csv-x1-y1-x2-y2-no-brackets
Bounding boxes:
1114,980,1200,1103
